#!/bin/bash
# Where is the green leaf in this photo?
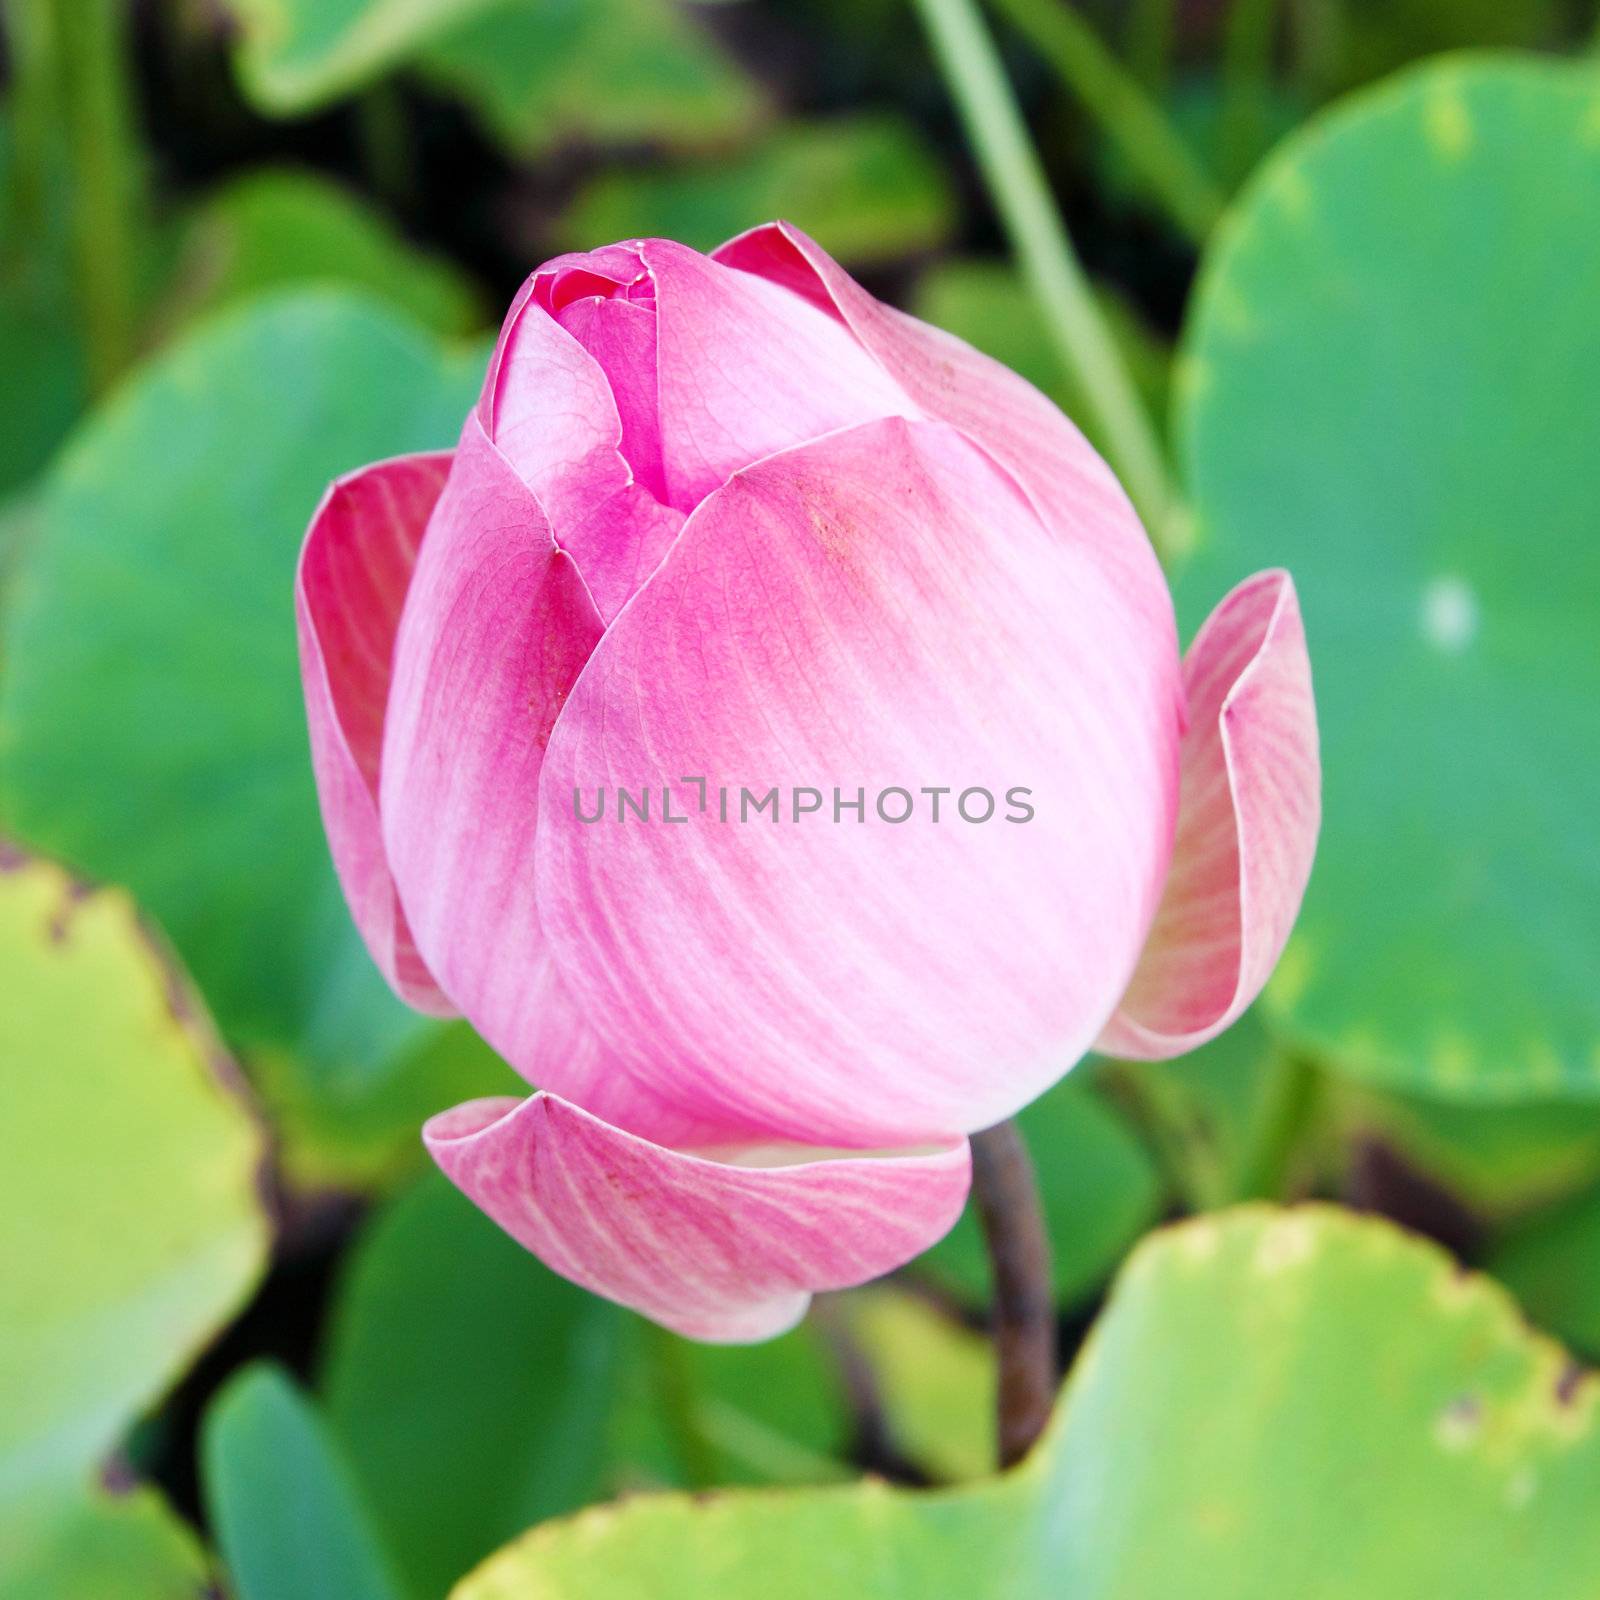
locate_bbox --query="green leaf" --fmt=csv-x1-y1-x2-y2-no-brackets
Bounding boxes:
222,0,499,112
420,0,765,159
320,1174,852,1600
1487,1186,1600,1359
203,1364,405,1600
561,115,954,265
912,259,1170,460
159,169,485,341
914,1075,1162,1308
0,850,268,1588
1174,55,1600,1099
0,94,87,500
255,1020,516,1193
0,492,41,621
663,1320,850,1491
454,1205,1600,1599
0,285,86,500
3,1482,212,1600
320,1175,636,1600
0,291,504,1182
1092,73,1309,206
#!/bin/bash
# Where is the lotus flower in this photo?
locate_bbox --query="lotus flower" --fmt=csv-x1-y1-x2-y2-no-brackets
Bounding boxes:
296,223,1320,1341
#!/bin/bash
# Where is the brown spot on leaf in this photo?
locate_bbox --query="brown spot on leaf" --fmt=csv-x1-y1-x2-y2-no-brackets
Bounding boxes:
1556,1360,1589,1408
136,908,254,1104
99,1452,138,1496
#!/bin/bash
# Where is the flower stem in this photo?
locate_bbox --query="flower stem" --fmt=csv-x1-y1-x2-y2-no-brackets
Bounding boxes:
8,0,146,393
1125,0,1177,92
1233,1051,1322,1201
910,0,1180,555
969,1119,1057,1468
987,0,1224,246
645,1322,718,1489
1217,0,1281,189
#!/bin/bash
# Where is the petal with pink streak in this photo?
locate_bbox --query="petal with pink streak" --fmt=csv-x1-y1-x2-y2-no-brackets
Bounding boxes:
424,1092,970,1342
556,294,665,498
635,238,916,512
379,415,610,1080
534,416,1182,1146
713,221,1162,608
295,452,454,1013
1097,570,1320,1060
481,262,683,624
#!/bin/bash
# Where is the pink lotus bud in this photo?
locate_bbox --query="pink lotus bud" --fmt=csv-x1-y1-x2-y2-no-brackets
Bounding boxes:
296,223,1320,1341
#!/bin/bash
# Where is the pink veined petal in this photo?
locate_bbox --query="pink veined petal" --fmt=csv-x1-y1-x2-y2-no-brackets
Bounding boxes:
379,414,613,1083
424,1092,971,1343
712,221,1164,612
295,452,455,1013
533,415,1182,1146
634,237,917,512
474,241,652,419
481,260,684,624
1097,569,1321,1060
531,243,653,312
556,295,666,498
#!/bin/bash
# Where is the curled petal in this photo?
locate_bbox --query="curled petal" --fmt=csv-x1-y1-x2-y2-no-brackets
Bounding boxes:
482,273,683,623
379,416,605,1072
713,221,1162,608
534,415,1180,1145
554,294,666,499
1098,570,1320,1059
295,453,454,1012
640,238,915,512
424,1093,970,1342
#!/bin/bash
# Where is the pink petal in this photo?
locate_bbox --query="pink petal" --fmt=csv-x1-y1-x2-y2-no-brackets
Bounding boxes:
379,415,610,1077
533,416,1181,1146
632,237,915,512
423,1092,970,1342
714,221,1157,602
556,295,665,499
482,274,684,625
1097,570,1320,1059
295,453,455,1012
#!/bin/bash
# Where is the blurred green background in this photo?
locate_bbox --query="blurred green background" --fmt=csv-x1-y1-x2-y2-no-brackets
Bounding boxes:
2,1,1598,1596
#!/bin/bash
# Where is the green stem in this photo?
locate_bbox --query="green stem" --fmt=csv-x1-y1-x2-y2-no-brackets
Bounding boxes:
989,0,1223,246
1286,0,1341,102
911,0,1180,555
69,0,144,392
1097,1060,1220,1212
1101,1050,1324,1211
1233,1052,1322,1202
356,82,414,210
1125,0,1177,93
1217,0,1280,189
645,1324,718,1489
6,0,146,393
3,0,54,245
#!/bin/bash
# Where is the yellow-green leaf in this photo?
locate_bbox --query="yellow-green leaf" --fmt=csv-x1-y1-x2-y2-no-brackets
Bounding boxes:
454,1206,1600,1598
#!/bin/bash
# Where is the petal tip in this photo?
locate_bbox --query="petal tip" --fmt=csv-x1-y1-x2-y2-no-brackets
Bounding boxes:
427,1092,971,1344
1098,565,1320,1060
